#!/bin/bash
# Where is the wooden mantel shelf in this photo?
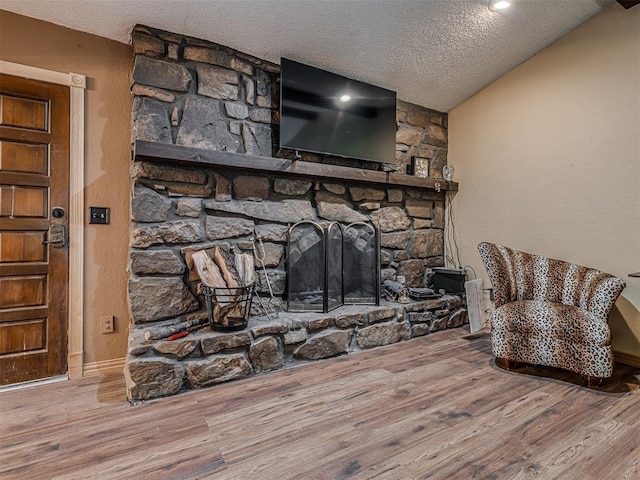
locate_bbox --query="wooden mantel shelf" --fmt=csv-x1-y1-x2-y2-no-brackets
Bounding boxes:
133,140,458,192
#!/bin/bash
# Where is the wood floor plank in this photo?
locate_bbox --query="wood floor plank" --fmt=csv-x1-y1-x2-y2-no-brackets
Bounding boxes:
617,439,640,480
511,417,631,479
0,328,638,480
358,389,553,478
55,431,227,480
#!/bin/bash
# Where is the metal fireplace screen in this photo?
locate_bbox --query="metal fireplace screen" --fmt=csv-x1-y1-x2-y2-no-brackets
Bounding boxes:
343,223,379,305
287,221,379,313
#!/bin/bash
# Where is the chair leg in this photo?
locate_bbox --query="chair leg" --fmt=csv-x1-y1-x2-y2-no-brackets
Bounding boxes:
583,375,603,388
495,357,523,370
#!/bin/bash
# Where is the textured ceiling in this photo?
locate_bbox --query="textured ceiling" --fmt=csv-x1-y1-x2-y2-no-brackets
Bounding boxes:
0,0,614,111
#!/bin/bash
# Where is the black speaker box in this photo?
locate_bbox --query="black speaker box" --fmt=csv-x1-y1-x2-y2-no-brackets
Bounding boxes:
432,267,465,294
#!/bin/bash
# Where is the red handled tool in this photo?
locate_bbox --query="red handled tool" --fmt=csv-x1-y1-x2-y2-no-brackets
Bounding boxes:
166,330,190,341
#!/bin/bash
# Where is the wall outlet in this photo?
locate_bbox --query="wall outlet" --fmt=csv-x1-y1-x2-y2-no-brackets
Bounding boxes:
100,315,114,334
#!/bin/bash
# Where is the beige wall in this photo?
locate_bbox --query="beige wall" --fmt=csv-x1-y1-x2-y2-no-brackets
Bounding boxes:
0,11,133,364
449,4,640,360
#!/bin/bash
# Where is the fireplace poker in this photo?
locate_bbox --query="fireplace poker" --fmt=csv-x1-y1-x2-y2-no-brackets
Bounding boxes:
251,237,283,316
253,290,273,321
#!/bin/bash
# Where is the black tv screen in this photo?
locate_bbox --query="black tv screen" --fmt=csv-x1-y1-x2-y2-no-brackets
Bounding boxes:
280,58,397,164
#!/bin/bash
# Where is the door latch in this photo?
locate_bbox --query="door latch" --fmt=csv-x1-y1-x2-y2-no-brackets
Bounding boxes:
42,224,66,248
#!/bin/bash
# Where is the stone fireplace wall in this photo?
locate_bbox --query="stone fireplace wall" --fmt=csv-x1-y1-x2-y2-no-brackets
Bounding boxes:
125,26,466,401
129,166,447,324
130,25,448,175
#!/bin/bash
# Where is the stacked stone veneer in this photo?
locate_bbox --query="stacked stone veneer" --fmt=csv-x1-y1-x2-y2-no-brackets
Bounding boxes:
130,24,448,174
127,300,466,401
125,25,465,401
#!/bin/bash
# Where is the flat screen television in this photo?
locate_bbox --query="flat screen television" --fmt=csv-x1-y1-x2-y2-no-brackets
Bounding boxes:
280,58,397,164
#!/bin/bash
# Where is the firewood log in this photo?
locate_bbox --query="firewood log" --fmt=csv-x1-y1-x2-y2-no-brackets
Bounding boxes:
234,252,245,286
218,246,242,281
212,302,247,327
213,245,239,288
192,249,249,328
243,253,256,285
212,246,242,324
213,289,246,326
234,252,255,286
144,317,208,341
184,250,205,282
192,250,227,289
192,250,230,325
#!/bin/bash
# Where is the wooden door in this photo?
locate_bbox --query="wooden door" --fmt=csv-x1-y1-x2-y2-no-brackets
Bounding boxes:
0,74,70,385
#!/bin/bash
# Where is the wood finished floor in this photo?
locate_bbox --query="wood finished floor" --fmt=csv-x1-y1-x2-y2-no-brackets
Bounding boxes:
1,328,639,480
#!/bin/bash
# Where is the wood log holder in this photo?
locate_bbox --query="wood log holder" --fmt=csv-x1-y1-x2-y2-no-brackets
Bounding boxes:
202,283,254,331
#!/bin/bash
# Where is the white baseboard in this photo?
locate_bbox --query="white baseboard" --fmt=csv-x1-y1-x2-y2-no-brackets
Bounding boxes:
68,351,83,379
0,375,68,393
83,357,126,377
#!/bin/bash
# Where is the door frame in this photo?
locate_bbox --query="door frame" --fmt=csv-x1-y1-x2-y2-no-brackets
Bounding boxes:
0,60,86,379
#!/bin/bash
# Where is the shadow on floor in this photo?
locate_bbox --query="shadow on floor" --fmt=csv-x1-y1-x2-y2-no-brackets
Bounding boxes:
459,331,640,395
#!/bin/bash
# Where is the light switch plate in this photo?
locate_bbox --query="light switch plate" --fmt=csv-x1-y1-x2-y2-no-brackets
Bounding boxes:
89,207,110,225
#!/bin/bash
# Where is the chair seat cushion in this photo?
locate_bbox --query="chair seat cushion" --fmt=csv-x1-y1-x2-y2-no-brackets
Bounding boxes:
492,300,611,347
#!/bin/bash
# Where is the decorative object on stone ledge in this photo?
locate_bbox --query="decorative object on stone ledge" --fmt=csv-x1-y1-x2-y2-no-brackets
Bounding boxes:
442,164,455,181
408,287,439,300
410,156,430,178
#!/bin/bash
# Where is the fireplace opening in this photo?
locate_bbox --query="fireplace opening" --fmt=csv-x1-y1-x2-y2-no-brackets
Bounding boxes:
287,220,380,313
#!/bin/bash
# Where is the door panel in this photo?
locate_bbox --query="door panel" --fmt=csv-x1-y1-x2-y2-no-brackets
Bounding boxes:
0,232,47,262
0,95,48,131
0,141,48,174
0,186,47,217
0,319,46,355
0,74,69,385
11,187,47,217
0,276,47,307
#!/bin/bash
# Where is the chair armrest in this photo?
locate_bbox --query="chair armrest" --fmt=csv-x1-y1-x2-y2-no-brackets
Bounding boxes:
478,242,516,308
580,274,626,320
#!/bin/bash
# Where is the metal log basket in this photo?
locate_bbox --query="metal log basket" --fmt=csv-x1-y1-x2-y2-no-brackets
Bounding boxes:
202,283,254,331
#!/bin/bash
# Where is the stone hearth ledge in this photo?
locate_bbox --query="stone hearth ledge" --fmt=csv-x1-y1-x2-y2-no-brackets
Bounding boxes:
124,297,468,401
133,140,458,192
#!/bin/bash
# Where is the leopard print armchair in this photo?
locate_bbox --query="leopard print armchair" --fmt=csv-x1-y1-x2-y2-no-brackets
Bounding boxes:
478,242,626,383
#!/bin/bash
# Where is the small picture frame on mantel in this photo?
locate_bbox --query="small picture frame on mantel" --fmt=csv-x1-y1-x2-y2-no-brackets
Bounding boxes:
410,156,430,178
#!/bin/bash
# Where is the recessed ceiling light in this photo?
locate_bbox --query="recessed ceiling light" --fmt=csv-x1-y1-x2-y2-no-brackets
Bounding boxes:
340,94,351,103
489,0,511,11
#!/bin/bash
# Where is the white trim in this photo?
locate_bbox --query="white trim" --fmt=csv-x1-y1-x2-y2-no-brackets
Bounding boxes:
68,75,85,379
0,61,86,379
83,358,126,377
0,60,69,86
0,375,69,393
